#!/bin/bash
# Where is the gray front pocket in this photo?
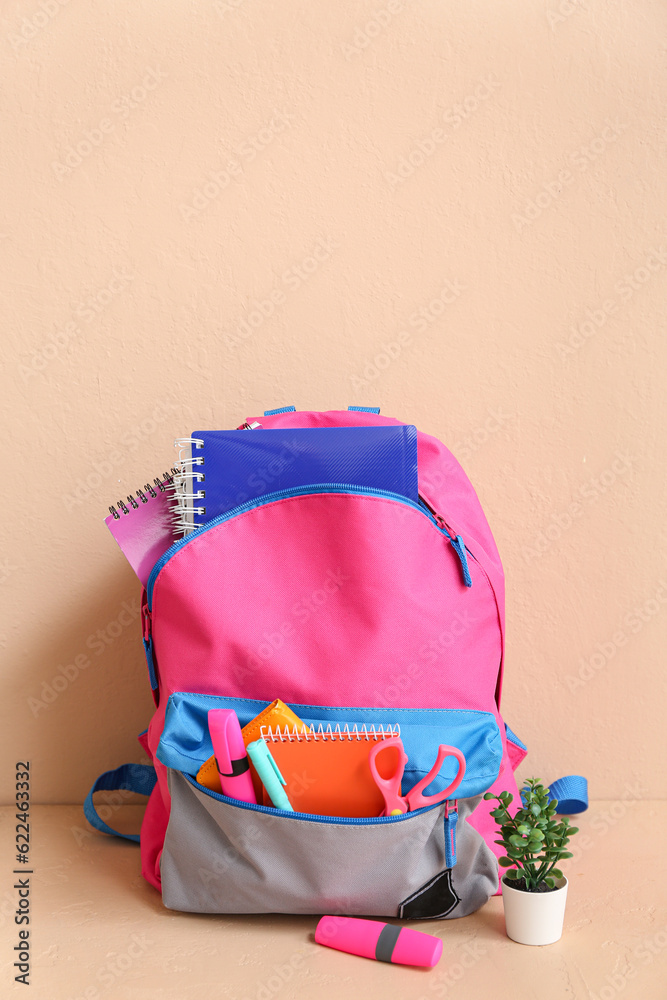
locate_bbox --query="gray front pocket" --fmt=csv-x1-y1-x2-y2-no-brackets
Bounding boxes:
160,770,498,918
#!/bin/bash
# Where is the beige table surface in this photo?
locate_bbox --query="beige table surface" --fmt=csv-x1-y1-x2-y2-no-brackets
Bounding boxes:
1,801,665,1000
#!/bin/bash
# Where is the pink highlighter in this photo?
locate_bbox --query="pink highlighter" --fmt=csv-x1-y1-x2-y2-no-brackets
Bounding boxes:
208,709,257,804
315,915,442,968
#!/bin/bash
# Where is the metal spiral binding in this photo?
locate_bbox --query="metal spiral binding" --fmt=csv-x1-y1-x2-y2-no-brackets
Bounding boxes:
260,723,401,743
169,437,205,536
108,469,179,520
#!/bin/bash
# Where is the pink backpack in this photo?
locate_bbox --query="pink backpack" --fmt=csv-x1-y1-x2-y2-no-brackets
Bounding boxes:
87,406,579,920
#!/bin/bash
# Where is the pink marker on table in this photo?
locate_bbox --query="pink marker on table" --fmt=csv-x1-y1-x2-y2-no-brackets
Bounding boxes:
315,915,442,968
208,709,257,804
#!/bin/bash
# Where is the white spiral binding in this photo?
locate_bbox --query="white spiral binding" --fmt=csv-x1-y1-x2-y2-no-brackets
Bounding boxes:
259,723,401,742
169,424,262,537
170,437,205,536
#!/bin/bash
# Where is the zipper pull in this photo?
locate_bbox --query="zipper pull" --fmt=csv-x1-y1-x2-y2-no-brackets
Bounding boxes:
142,604,152,642
450,535,472,588
444,800,458,868
433,514,473,588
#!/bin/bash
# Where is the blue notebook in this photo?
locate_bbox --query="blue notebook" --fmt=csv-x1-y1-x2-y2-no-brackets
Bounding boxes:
174,425,418,534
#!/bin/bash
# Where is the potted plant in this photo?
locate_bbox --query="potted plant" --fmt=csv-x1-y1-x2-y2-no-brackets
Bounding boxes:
484,779,579,946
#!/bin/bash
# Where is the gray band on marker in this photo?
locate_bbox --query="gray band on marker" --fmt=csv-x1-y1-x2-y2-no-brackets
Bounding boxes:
375,923,402,963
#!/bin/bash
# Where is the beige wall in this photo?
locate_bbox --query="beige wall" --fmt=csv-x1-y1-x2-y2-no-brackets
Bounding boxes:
2,0,666,805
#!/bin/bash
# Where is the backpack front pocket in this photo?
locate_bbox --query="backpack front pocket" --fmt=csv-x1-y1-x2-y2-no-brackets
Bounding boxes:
160,770,498,919
157,694,503,801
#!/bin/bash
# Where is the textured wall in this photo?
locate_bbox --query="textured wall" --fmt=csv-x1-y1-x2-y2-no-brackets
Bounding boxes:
2,0,666,804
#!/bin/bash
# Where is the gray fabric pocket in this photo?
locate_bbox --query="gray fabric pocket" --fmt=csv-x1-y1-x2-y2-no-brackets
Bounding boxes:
160,770,498,918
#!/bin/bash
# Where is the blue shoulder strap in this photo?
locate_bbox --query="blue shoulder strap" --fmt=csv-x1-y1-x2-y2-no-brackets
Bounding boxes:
83,763,157,843
348,405,380,413
548,775,588,814
521,774,588,814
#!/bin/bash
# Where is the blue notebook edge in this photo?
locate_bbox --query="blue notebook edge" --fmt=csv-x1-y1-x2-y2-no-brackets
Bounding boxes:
189,425,419,528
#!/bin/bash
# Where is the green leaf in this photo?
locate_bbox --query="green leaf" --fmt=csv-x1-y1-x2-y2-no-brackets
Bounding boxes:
516,824,531,835
551,868,563,879
504,868,519,880
545,877,556,889
498,857,515,868
509,834,525,848
559,851,573,859
483,792,496,800
530,803,541,818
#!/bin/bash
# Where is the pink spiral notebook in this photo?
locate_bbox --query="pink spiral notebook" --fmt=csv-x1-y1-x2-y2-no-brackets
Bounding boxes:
105,472,177,586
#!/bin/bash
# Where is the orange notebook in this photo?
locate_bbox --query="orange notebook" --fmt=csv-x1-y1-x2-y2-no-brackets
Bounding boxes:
196,699,305,796
260,724,402,818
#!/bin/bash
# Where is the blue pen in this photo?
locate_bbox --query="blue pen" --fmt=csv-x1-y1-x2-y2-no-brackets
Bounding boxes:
246,739,294,812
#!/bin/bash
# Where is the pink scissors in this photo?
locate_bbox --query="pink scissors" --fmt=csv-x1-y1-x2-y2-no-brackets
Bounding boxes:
368,738,466,816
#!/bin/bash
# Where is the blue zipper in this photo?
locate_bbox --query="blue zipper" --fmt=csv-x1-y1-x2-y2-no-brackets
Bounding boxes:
147,483,473,608
185,771,442,825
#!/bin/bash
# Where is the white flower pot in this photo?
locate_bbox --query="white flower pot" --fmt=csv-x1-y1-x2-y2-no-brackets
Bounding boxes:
501,875,568,946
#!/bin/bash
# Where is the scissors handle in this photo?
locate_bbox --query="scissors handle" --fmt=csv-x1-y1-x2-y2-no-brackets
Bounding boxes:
406,745,466,811
368,738,409,816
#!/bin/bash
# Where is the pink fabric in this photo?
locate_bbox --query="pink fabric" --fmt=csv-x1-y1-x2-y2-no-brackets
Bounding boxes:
140,409,520,890
137,729,150,757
